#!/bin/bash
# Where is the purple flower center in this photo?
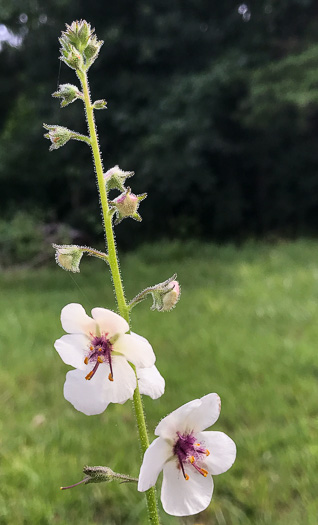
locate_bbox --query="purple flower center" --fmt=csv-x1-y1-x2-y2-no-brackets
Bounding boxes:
173,432,210,481
84,333,114,382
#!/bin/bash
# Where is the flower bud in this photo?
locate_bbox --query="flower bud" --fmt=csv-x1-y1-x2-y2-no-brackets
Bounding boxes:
52,84,83,108
43,124,73,151
93,99,107,110
104,165,134,192
60,43,84,70
150,275,181,312
111,187,147,225
53,244,83,272
162,281,180,311
62,20,92,52
83,466,116,484
83,35,103,67
60,466,138,490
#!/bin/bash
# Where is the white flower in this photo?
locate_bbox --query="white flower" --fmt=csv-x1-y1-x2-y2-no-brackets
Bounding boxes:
54,303,163,415
138,393,236,516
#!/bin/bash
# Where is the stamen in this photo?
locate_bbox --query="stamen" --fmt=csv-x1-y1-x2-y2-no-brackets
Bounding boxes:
200,468,208,477
90,346,93,351
85,361,100,380
97,356,103,363
84,357,89,365
185,474,189,481
194,443,201,447
190,456,195,464
205,449,210,456
108,373,114,381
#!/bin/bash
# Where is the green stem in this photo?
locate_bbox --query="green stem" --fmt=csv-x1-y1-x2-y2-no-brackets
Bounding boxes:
79,68,161,525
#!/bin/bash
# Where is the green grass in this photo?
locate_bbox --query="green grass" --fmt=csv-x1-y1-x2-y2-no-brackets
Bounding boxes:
1,240,318,525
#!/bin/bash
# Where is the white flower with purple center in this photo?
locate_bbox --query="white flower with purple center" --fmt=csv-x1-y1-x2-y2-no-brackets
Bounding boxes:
138,393,236,516
54,303,164,415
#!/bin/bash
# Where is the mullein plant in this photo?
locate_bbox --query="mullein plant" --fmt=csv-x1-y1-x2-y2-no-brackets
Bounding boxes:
45,20,236,522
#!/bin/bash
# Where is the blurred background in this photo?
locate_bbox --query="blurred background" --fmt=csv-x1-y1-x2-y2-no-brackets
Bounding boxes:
1,1,318,525
2,0,318,262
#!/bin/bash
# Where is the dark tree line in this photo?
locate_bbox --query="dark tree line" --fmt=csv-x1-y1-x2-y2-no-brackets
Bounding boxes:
1,0,318,254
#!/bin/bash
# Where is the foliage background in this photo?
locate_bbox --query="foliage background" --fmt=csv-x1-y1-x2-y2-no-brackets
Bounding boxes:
1,0,318,258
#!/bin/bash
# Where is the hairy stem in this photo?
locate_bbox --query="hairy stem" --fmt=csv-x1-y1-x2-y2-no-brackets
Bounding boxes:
79,68,161,525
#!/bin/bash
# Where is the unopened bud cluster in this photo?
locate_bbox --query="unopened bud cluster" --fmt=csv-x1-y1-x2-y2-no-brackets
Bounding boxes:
59,20,103,71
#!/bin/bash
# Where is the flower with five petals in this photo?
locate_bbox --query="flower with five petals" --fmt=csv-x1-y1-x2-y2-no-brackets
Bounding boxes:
138,393,236,516
54,303,163,415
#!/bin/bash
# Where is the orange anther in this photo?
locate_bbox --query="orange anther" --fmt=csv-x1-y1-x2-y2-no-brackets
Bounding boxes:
190,456,195,464
90,346,93,351
85,370,93,380
185,474,189,481
108,373,114,382
200,468,208,477
98,347,102,352
97,356,103,363
84,357,89,365
194,443,201,447
205,449,210,456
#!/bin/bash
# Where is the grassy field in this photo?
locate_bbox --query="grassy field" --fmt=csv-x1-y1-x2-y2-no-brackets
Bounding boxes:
0,240,318,525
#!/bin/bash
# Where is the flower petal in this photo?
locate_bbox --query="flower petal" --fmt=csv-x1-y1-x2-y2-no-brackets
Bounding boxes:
63,368,110,415
198,431,236,475
155,398,201,439
137,366,165,399
91,307,128,337
115,332,155,368
54,333,89,370
155,394,221,439
61,303,96,335
103,356,136,404
138,438,171,492
161,459,213,516
187,393,221,432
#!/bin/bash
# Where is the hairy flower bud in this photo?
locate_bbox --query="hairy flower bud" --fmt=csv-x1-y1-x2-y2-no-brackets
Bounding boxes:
53,244,83,272
43,124,73,151
111,187,147,225
52,84,83,108
150,275,181,312
60,465,138,490
104,165,134,192
93,99,107,110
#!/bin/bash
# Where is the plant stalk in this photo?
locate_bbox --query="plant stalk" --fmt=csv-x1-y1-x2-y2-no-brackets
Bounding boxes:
79,68,161,525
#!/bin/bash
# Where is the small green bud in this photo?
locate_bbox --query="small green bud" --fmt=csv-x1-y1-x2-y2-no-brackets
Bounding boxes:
104,165,134,192
83,34,103,67
52,84,83,108
93,99,107,110
111,187,147,225
60,466,138,490
62,45,84,70
43,124,73,151
52,244,83,272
